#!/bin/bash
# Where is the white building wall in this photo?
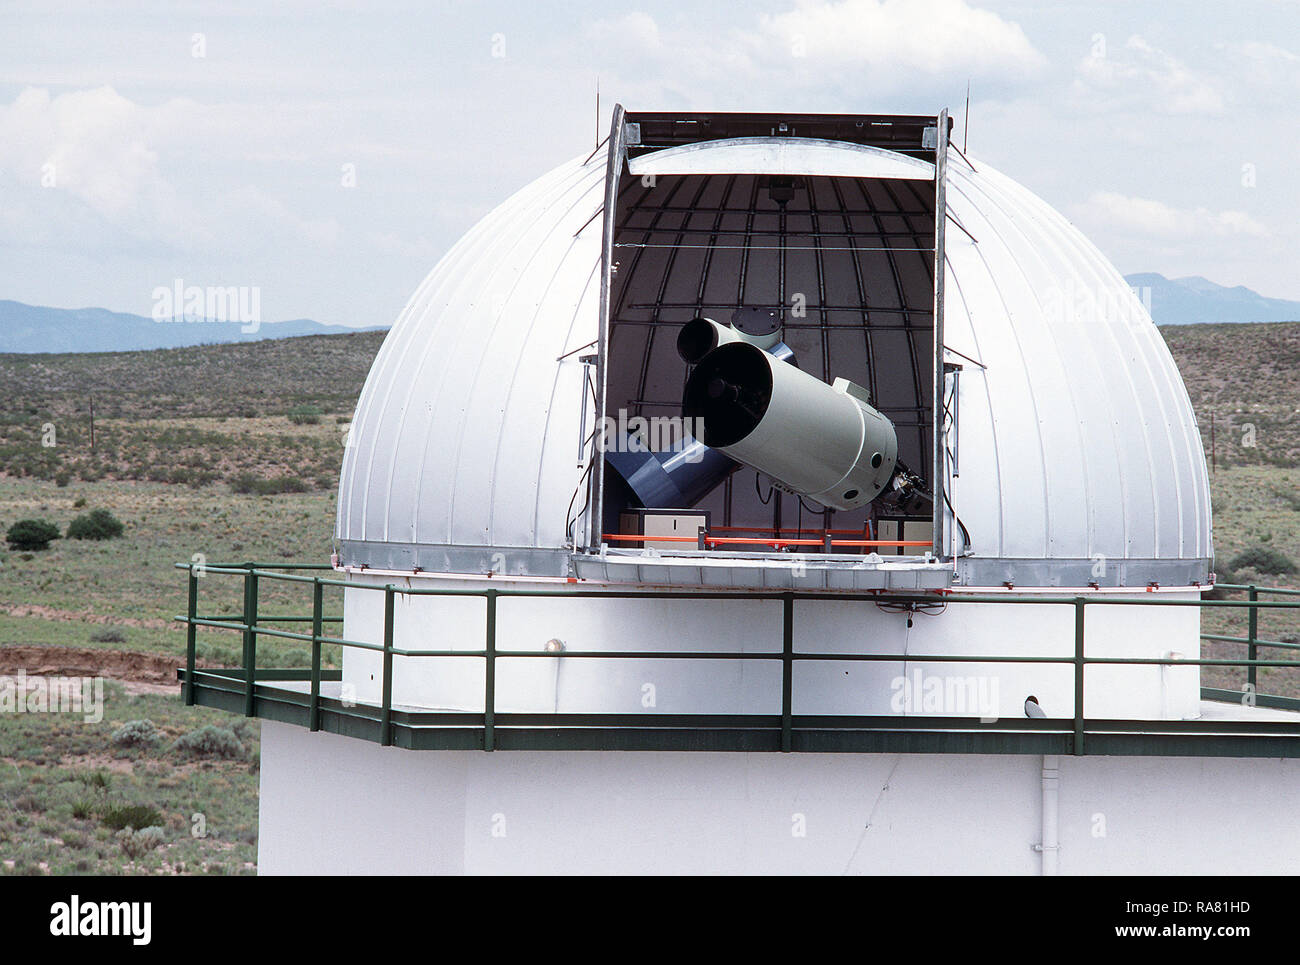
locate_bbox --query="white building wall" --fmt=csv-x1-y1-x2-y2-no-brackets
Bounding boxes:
340,575,1202,721
258,721,1300,875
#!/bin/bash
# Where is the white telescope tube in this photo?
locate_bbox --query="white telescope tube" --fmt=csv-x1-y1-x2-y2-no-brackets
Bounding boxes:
683,341,898,511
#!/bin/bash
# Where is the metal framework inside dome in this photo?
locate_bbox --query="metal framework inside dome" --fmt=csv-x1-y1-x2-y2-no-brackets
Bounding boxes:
590,108,949,559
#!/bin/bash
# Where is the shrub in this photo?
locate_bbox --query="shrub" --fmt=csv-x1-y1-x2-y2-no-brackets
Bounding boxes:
6,518,60,551
287,405,322,425
101,804,164,832
66,508,124,541
69,798,101,820
54,471,71,487
90,628,126,644
1228,547,1298,576
72,497,87,508
111,719,160,749
195,642,239,666
77,770,112,793
268,476,308,494
116,826,165,859
171,725,246,760
229,473,307,495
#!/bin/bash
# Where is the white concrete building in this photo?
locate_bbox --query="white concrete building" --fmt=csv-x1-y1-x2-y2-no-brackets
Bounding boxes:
182,108,1300,874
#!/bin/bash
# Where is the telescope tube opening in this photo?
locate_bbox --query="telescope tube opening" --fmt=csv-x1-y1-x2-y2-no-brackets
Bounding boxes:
676,317,725,365
683,342,774,448
683,341,900,512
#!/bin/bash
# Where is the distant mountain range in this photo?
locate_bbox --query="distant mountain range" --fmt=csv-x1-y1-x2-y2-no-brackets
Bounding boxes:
0,300,386,354
1,273,1296,353
1125,273,1300,326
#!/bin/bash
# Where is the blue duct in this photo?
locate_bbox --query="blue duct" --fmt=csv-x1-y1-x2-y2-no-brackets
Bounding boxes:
605,314,795,509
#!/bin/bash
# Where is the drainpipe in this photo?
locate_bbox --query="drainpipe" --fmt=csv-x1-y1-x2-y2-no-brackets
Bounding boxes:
1038,755,1060,875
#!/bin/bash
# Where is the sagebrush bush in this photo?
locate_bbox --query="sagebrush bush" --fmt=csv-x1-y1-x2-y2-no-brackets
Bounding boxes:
111,719,160,748
6,518,60,550
1228,546,1298,576
66,508,124,540
171,725,246,760
116,825,165,859
90,628,126,644
287,404,322,425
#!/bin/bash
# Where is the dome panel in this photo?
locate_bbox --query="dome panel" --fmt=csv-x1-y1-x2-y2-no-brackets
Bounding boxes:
337,130,1211,586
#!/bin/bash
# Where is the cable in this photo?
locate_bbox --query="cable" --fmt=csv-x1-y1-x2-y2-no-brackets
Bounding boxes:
565,420,599,544
874,599,948,622
564,456,596,544
797,495,823,516
564,368,603,544
943,488,972,554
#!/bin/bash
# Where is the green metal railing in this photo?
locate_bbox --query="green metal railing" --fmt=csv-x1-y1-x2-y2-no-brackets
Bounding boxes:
174,563,1300,757
1199,583,1300,708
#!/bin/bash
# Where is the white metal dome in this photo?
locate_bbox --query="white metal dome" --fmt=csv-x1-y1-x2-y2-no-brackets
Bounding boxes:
337,110,1211,588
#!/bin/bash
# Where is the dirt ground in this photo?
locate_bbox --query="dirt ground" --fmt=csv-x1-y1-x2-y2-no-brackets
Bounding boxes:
0,603,175,629
0,645,190,695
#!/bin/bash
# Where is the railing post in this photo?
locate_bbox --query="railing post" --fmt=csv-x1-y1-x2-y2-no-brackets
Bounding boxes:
381,585,395,747
1247,585,1259,691
781,592,794,752
184,567,198,706
242,566,258,717
309,577,323,732
484,589,497,752
1073,597,1085,756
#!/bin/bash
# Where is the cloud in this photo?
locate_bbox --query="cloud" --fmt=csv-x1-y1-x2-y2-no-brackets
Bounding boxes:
1078,191,1268,240
0,86,357,254
1073,35,1224,115
1226,41,1299,65
0,87,166,218
584,0,1045,107
588,12,663,54
756,0,1045,78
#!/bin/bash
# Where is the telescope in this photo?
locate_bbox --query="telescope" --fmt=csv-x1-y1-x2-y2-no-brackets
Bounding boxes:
682,340,899,512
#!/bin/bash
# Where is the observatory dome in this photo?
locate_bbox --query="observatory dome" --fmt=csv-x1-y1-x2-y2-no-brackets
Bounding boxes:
337,113,1211,589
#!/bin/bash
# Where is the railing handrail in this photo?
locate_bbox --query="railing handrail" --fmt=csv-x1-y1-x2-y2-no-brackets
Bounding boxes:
176,563,1300,755
173,561,1300,607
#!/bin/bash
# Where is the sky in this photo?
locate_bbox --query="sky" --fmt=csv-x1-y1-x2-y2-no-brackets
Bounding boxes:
1,0,1296,327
